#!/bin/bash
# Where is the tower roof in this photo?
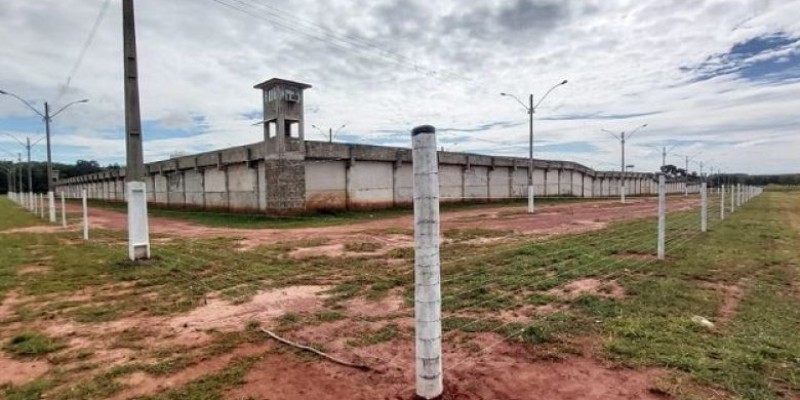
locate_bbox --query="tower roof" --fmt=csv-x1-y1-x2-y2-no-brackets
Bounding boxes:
253,78,312,90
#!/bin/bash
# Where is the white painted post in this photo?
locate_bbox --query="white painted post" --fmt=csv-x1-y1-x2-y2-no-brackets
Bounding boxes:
730,184,735,213
61,192,67,228
39,194,45,218
126,181,151,260
48,191,56,223
737,184,742,207
701,182,707,233
657,174,666,260
82,189,88,240
527,185,535,214
720,184,725,220
411,125,443,400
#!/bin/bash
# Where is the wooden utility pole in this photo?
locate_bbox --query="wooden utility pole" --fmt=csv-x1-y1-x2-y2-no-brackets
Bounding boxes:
122,0,151,260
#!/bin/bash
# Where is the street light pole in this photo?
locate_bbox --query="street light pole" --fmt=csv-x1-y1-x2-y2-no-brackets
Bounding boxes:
26,137,32,195
311,124,346,143
602,123,647,204
621,132,625,203
528,93,534,213
17,153,23,197
500,79,568,214
0,91,87,221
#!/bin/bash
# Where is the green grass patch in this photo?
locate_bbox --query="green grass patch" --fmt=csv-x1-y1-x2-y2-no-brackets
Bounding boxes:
346,324,400,347
4,331,65,357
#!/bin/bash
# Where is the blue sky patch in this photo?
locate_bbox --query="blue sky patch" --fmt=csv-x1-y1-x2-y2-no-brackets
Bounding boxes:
682,33,800,82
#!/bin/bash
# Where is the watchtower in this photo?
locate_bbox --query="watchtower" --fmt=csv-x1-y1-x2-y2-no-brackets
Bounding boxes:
254,78,312,212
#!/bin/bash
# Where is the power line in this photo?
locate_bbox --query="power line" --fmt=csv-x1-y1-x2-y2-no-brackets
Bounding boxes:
57,0,112,101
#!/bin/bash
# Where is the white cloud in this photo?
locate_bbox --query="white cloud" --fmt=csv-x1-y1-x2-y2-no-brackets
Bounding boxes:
0,0,799,175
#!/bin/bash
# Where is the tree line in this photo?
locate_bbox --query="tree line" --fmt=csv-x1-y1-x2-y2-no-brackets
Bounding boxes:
0,160,120,194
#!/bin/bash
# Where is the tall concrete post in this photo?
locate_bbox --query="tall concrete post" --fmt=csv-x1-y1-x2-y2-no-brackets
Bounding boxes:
48,191,56,223
527,94,535,214
720,184,725,220
412,125,443,399
700,182,707,232
39,193,45,218
620,133,626,204
737,184,742,207
657,174,666,260
82,189,88,240
123,0,151,260
45,102,56,223
61,192,67,228
730,184,735,213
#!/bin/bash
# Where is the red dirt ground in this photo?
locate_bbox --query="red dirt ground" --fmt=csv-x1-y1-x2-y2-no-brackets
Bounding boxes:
59,196,700,255
226,332,667,400
2,198,705,399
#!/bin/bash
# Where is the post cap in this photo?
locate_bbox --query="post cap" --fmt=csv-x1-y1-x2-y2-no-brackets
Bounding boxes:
411,125,435,136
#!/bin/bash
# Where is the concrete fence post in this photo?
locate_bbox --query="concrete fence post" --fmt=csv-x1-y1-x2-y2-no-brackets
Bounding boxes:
720,184,725,220
411,125,443,400
126,182,152,260
48,191,56,223
39,194,45,219
701,182,707,233
737,184,742,207
61,192,67,228
657,174,666,260
730,184,735,213
82,189,88,240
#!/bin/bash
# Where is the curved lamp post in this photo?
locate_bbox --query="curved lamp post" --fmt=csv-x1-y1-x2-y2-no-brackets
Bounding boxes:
601,123,647,204
500,79,568,213
0,89,88,221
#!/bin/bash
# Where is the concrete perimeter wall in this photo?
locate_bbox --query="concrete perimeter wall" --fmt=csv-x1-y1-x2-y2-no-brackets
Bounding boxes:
55,140,699,213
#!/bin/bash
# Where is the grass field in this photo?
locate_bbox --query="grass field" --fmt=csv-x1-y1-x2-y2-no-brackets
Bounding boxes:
1,192,798,399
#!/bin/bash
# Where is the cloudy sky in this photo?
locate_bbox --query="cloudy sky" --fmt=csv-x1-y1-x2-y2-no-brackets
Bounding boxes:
1,0,799,175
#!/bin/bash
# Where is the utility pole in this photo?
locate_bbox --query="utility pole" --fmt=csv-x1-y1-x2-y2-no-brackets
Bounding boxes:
311,124,345,143
684,155,689,196
17,153,23,196
500,79,568,213
123,0,151,261
602,123,647,204
26,138,32,195
528,93,534,212
44,102,52,189
0,92,86,220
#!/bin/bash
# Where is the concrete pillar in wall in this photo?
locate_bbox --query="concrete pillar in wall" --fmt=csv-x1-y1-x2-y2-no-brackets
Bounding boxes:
508,165,514,200
460,165,467,202
224,165,231,212
392,160,400,207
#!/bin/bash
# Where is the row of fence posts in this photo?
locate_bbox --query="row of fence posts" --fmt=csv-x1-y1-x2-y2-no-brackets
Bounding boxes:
409,125,763,399
6,190,90,240
656,180,761,261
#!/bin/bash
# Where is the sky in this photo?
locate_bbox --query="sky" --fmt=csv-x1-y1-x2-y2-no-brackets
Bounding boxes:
1,0,799,175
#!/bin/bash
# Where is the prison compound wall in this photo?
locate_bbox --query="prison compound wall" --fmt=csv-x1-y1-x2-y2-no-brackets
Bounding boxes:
54,140,697,213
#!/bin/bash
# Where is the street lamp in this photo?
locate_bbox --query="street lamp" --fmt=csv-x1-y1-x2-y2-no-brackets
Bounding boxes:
500,79,568,214
311,124,346,143
1,132,45,205
602,123,647,204
0,89,88,221
674,152,701,197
